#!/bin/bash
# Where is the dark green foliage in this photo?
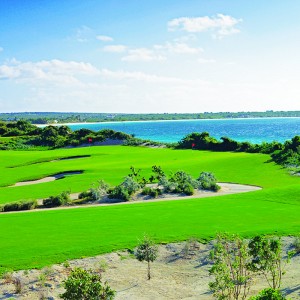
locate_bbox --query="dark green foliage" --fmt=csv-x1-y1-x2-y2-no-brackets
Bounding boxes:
149,165,166,182
0,200,37,212
250,288,286,300
141,187,162,198
198,172,220,191
135,236,158,280
128,166,147,187
209,233,253,300
108,185,130,201
178,132,219,150
248,236,283,289
60,267,115,300
108,176,140,201
177,131,300,171
43,191,70,208
182,183,194,195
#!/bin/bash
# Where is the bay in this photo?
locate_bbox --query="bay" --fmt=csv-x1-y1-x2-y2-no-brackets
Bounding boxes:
63,117,300,144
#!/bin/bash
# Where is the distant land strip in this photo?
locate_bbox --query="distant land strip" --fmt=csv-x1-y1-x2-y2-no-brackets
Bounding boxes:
0,110,299,124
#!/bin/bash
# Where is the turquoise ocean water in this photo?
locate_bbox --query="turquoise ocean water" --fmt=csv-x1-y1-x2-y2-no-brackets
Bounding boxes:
65,118,300,144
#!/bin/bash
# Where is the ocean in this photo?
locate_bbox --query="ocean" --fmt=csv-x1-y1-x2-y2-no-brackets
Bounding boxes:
60,117,300,144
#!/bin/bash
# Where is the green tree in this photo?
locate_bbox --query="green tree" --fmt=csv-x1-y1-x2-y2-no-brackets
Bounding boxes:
248,236,286,289
135,235,158,280
60,267,115,300
209,233,253,300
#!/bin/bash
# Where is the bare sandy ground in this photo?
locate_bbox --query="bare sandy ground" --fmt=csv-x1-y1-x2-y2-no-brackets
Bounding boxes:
9,172,82,187
0,237,299,300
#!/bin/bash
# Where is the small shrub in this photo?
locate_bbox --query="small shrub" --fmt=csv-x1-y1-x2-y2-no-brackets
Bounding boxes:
78,190,92,199
60,267,115,300
149,188,162,198
141,187,152,195
142,187,162,198
198,172,220,191
13,277,23,294
183,183,194,195
43,191,70,207
250,288,286,300
108,185,130,201
2,200,37,212
2,270,13,283
293,236,300,254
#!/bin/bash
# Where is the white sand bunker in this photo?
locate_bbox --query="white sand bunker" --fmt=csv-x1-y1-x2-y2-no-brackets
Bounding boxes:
10,171,82,187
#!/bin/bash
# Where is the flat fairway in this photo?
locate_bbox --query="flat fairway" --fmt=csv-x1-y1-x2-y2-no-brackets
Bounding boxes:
0,146,299,272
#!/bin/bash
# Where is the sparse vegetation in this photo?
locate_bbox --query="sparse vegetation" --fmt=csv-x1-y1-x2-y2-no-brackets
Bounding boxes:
42,191,70,208
209,233,253,300
60,267,115,300
135,235,158,280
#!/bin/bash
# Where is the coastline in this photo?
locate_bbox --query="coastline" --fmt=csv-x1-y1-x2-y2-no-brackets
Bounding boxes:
34,116,300,127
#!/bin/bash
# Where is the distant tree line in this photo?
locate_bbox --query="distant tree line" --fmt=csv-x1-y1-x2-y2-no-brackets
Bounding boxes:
0,110,300,124
177,132,300,171
0,120,135,149
0,121,299,172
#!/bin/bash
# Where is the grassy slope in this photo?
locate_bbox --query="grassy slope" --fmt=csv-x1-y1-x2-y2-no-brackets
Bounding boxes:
0,146,299,272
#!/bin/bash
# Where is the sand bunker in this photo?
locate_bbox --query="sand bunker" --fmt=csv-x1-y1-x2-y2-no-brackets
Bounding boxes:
10,171,83,187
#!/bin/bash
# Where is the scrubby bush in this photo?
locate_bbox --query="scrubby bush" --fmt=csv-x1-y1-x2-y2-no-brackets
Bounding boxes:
108,185,130,201
60,267,115,300
293,236,300,254
198,172,220,191
43,191,70,207
250,288,286,300
141,187,162,198
1,200,37,212
108,176,140,201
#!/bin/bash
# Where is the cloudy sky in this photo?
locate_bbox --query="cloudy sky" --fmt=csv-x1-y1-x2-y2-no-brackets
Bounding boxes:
0,0,300,113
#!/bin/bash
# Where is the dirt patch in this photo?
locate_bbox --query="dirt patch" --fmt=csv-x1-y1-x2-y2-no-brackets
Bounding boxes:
9,171,83,187
0,237,299,299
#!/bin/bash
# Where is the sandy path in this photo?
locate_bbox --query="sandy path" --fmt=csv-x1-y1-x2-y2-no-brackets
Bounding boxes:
2,183,261,214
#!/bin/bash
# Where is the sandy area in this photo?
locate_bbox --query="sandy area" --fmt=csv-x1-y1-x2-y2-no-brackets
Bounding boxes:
3,183,261,214
0,237,299,300
9,172,82,187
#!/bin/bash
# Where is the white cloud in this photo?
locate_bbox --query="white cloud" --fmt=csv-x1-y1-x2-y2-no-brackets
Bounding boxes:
103,45,127,53
168,14,242,38
74,25,93,42
121,48,165,62
96,35,114,42
0,59,99,85
197,58,216,64
154,42,203,54
0,47,3,52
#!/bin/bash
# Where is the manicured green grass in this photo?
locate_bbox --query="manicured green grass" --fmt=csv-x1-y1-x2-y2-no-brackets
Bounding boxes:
0,146,298,203
0,146,299,272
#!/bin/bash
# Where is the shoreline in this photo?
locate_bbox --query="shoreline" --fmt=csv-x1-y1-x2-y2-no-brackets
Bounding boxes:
33,116,300,127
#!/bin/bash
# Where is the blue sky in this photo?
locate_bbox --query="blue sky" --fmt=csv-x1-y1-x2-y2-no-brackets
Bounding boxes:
0,0,300,113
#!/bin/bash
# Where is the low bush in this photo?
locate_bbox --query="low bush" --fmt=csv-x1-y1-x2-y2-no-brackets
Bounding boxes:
60,267,115,300
293,236,300,254
198,172,220,191
108,185,130,201
0,200,37,212
141,187,162,198
43,191,70,207
108,176,140,201
250,288,286,300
